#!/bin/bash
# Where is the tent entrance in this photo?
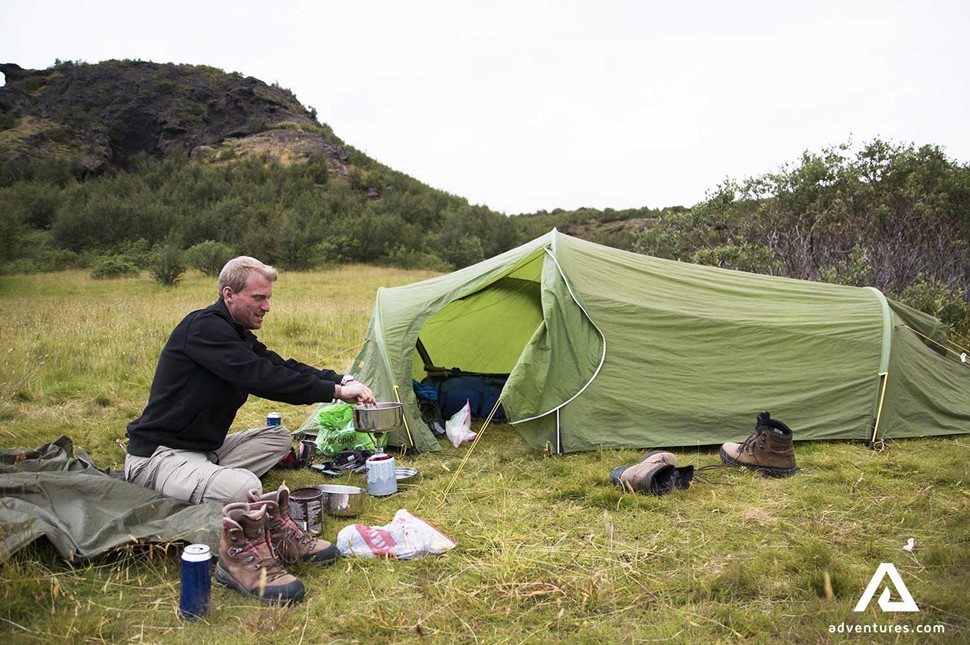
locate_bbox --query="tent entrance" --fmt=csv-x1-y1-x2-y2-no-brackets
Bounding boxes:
410,257,545,382
408,255,545,428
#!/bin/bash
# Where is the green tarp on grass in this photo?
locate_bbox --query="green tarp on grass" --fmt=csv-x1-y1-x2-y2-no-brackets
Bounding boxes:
302,230,969,453
1,436,220,562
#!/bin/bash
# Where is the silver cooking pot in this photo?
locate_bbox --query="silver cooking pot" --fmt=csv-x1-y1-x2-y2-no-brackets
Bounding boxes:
317,484,365,517
353,402,403,433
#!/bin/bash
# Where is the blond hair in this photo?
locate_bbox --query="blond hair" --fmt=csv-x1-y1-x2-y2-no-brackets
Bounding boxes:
218,256,278,296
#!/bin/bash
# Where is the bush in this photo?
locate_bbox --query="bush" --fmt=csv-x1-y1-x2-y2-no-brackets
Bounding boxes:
1,229,80,274
817,244,873,287
185,240,234,277
691,241,777,274
150,245,186,286
896,276,970,338
438,234,485,269
314,235,362,265
383,244,450,272
90,256,139,279
0,111,19,131
116,238,154,269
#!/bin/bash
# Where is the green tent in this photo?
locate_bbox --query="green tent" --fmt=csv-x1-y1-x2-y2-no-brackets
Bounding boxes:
303,230,969,453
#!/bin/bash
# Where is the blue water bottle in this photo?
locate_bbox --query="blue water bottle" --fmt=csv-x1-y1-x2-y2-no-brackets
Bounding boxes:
179,544,212,620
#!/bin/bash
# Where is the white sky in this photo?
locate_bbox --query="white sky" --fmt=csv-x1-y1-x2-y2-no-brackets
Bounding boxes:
2,0,968,214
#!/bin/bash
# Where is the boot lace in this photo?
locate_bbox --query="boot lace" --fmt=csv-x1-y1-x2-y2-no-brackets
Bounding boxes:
278,517,316,564
692,463,740,486
738,426,768,456
246,530,290,582
265,508,316,565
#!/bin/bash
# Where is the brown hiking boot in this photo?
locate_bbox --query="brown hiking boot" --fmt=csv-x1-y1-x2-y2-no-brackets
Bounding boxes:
610,450,693,495
246,485,339,566
719,411,797,478
215,502,306,604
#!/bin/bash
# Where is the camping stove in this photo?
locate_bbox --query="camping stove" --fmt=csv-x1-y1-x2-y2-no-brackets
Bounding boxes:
353,403,403,496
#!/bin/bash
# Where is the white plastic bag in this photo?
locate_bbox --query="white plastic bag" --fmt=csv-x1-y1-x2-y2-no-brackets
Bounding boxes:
445,400,477,448
336,508,457,560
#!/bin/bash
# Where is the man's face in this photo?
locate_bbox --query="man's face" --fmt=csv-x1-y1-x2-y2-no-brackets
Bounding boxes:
223,272,272,330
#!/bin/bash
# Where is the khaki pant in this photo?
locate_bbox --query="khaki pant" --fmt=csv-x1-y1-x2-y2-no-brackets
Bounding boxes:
124,426,292,504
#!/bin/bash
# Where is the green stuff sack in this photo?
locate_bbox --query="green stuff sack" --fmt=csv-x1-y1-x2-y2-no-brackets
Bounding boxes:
314,403,378,456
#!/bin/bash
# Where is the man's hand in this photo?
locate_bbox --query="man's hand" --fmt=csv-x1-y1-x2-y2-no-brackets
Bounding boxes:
337,382,377,405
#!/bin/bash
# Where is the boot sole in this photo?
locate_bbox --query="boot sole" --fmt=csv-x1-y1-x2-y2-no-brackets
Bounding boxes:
303,548,339,566
215,563,305,605
719,447,797,478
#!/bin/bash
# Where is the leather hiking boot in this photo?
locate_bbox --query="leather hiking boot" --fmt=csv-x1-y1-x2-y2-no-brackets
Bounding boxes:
719,411,797,478
610,450,693,495
215,502,306,605
247,485,339,566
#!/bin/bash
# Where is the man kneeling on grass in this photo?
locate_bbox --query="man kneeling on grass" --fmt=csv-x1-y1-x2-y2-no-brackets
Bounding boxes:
125,255,376,604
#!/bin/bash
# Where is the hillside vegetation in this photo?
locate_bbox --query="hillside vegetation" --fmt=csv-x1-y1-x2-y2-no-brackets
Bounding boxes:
1,60,968,333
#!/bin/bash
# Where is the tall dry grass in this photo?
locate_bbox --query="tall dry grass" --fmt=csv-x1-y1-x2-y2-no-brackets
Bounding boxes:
1,268,967,643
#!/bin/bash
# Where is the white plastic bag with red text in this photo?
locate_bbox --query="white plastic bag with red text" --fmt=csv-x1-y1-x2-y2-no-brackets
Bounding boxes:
336,508,457,560
445,400,476,448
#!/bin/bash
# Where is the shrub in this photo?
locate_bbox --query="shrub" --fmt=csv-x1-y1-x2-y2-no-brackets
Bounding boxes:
116,238,154,269
314,235,362,265
90,256,139,279
691,241,777,274
302,152,329,185
0,206,24,266
438,234,485,269
896,276,970,337
150,245,186,286
185,240,234,277
383,244,450,272
1,230,79,274
0,111,18,131
818,244,873,287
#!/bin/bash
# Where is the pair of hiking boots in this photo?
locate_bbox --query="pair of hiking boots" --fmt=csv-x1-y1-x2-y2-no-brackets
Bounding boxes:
611,411,797,495
216,485,338,605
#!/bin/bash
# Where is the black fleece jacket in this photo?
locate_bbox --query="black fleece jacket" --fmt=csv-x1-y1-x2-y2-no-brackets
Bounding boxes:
126,299,342,457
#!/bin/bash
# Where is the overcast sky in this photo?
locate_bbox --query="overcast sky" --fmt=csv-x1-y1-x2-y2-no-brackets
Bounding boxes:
3,0,968,214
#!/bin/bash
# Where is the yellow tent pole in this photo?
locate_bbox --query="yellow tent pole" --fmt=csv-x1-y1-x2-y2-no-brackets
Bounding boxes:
392,383,415,450
438,398,504,507
901,324,969,359
870,372,889,446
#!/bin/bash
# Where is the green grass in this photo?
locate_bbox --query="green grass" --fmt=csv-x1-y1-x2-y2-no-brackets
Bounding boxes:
1,269,968,643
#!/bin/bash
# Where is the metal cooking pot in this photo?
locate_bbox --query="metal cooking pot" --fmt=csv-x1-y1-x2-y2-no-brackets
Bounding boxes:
353,402,403,433
317,484,365,517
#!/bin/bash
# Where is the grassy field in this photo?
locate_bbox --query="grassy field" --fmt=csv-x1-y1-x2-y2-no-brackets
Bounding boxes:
1,268,967,644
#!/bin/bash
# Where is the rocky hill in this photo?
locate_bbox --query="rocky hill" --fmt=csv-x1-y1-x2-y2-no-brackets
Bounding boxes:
0,60,351,179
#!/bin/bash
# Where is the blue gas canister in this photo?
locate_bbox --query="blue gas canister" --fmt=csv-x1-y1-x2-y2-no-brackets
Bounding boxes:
178,544,211,619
